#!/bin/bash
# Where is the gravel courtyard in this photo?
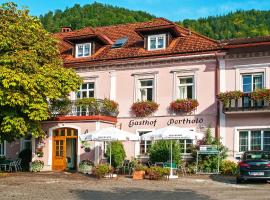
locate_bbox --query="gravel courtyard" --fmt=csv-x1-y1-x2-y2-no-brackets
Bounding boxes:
0,172,270,200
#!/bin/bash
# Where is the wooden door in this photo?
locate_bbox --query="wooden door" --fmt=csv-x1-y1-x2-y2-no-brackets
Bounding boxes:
52,138,66,170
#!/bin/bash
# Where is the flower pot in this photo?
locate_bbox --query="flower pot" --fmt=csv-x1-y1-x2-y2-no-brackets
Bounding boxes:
132,170,145,180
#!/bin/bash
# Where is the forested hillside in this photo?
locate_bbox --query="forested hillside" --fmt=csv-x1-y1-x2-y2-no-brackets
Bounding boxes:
39,2,155,33
40,3,270,40
178,10,270,40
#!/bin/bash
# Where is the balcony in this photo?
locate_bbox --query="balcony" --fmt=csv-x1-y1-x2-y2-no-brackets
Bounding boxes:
222,94,270,114
48,98,119,121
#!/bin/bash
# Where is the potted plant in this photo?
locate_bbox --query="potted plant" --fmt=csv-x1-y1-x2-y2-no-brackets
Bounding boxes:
79,160,94,174
132,164,147,180
170,99,199,113
147,166,170,180
49,97,72,117
101,98,119,117
31,160,44,172
250,89,270,101
75,98,100,115
93,164,114,179
217,90,243,108
131,101,159,117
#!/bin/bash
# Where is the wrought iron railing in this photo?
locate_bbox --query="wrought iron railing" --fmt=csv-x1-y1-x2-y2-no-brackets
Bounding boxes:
49,99,119,118
222,93,270,113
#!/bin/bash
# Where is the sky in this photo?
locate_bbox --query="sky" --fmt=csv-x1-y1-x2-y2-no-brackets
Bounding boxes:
1,0,270,21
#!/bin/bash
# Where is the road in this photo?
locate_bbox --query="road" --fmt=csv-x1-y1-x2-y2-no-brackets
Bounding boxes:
0,172,269,200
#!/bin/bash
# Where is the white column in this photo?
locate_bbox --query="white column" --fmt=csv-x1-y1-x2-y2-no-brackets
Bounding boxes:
219,57,226,145
109,71,116,100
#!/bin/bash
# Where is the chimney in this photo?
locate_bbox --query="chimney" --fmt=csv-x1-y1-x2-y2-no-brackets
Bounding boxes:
61,27,72,33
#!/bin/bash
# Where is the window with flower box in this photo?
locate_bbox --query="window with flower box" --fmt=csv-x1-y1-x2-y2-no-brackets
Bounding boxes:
239,130,270,152
178,76,194,99
241,73,264,107
76,82,95,116
137,79,154,101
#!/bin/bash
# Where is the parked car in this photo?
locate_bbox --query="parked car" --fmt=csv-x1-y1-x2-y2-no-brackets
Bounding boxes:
236,151,270,183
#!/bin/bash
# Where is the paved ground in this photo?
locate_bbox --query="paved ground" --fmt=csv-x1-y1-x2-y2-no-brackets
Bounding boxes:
0,172,270,200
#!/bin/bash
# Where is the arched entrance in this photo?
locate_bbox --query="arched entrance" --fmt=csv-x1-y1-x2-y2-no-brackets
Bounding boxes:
52,128,78,171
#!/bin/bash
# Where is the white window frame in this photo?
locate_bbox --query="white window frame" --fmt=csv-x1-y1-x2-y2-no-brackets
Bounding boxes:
240,73,264,93
76,82,95,99
135,129,154,158
0,141,6,156
238,129,270,153
177,76,195,99
75,43,91,58
147,34,166,51
136,78,154,102
179,139,194,155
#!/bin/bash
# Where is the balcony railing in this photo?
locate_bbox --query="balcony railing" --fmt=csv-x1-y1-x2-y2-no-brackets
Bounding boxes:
222,93,270,114
49,99,119,118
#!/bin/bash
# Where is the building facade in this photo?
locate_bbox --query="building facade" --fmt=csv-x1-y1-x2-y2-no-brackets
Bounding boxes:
2,18,270,171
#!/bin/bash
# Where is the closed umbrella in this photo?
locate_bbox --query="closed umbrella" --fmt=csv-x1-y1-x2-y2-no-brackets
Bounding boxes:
141,126,202,179
80,127,139,166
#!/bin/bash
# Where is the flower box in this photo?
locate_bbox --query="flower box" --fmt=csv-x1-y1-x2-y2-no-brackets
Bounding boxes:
131,101,159,117
170,99,199,113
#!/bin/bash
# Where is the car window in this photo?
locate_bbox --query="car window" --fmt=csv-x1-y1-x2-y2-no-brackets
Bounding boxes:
243,152,270,160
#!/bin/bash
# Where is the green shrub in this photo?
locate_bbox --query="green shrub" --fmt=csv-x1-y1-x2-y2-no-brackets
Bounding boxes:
75,98,100,115
0,156,6,164
147,166,170,180
105,141,126,168
190,127,228,173
31,160,44,172
93,164,113,178
220,160,237,175
18,149,32,171
49,97,72,116
149,140,181,165
134,164,148,171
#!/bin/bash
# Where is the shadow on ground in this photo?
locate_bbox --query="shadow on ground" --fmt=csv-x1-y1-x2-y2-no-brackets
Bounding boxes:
70,188,209,200
209,174,269,185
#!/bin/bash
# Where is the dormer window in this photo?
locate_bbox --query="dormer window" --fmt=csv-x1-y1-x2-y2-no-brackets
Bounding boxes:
148,34,166,51
75,43,91,58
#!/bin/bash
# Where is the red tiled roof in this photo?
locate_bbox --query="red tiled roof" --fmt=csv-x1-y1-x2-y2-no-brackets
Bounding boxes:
222,36,270,49
54,18,221,65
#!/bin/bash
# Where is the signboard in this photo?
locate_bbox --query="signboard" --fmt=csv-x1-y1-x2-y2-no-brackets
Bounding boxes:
128,117,204,128
199,145,219,154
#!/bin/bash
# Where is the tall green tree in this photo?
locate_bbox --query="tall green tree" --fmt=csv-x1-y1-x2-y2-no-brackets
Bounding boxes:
0,3,82,142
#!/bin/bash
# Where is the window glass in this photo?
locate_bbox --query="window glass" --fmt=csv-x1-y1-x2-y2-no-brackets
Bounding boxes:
178,76,194,99
264,131,270,151
148,34,165,50
0,142,4,156
76,82,95,99
253,74,263,90
239,131,248,152
157,36,164,48
242,75,252,93
251,130,261,150
179,139,193,154
84,44,90,56
138,79,153,101
139,132,151,155
77,45,83,57
76,43,91,58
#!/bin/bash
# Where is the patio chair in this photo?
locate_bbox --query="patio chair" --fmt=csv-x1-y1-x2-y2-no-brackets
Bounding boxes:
0,163,9,172
147,161,154,167
128,161,136,175
15,158,22,171
8,161,17,172
177,162,187,176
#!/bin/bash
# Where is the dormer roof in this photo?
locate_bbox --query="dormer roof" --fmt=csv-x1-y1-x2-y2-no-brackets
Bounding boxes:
53,18,221,66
